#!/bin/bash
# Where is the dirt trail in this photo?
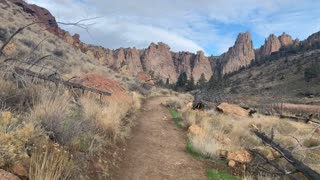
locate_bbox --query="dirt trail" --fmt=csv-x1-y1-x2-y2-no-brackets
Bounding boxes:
114,97,210,180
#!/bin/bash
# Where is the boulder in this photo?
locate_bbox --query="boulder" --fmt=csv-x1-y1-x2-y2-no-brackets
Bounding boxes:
188,124,206,137
228,160,236,168
217,103,250,117
11,164,28,177
185,102,193,110
227,150,252,163
0,169,20,180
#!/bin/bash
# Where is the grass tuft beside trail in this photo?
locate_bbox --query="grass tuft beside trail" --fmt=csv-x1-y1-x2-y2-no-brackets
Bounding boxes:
208,169,240,180
169,109,184,128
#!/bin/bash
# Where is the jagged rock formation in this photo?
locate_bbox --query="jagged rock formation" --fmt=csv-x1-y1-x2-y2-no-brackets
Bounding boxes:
279,32,293,47
12,0,68,38
192,51,213,81
256,33,293,59
261,34,282,57
141,42,178,83
220,32,255,75
304,31,320,45
10,0,313,83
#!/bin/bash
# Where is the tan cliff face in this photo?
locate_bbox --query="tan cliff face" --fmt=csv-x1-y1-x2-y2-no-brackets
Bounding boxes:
141,42,178,83
261,34,282,57
13,0,306,83
279,32,293,47
256,32,294,59
221,32,255,75
172,51,213,81
192,51,213,81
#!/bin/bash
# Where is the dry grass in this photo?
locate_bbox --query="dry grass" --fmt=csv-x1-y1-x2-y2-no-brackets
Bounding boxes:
79,95,132,144
0,74,139,178
131,92,144,111
29,142,73,180
0,2,143,179
181,107,320,173
0,111,45,169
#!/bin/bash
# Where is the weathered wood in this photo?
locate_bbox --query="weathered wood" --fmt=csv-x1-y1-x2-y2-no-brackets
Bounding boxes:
192,101,205,110
14,67,111,96
248,149,298,180
279,114,310,123
253,129,320,180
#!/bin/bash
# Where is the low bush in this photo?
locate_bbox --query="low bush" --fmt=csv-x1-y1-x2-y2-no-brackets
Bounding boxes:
0,111,45,170
0,27,8,42
52,49,64,57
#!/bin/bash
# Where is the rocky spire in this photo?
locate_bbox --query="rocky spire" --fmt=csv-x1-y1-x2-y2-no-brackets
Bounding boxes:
221,32,255,74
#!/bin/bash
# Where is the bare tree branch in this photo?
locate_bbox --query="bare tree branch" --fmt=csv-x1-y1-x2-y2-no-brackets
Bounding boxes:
252,129,320,180
0,17,101,57
13,67,111,96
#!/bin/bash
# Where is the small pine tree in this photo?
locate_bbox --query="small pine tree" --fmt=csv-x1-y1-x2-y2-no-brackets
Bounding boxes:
304,64,320,82
166,78,170,86
176,72,188,88
157,79,164,87
186,74,195,91
197,73,207,87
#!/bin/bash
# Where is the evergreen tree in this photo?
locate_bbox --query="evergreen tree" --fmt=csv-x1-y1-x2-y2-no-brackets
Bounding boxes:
186,74,195,91
197,73,207,87
207,75,216,89
156,79,164,87
166,78,170,86
176,72,188,88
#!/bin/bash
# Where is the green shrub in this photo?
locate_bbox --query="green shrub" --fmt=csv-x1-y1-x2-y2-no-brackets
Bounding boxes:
304,64,320,82
53,49,64,57
0,27,8,42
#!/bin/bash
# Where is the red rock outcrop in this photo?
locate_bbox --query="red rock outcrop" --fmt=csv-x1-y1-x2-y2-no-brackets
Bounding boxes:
12,0,81,48
12,0,64,37
69,74,132,104
0,169,20,180
221,32,255,74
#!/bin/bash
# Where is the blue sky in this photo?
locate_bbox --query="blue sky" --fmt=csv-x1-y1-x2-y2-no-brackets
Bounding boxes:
26,0,320,55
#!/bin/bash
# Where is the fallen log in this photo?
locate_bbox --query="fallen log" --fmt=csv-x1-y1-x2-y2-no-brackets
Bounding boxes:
253,129,320,180
14,67,111,96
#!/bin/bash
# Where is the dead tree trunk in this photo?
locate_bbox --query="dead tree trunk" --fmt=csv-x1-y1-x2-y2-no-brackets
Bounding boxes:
14,67,111,96
253,129,320,180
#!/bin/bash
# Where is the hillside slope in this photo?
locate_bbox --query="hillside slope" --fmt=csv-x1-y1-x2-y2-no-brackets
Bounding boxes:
202,48,320,107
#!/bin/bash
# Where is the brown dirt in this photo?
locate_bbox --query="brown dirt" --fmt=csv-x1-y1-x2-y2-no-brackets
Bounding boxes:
113,97,211,180
70,73,132,104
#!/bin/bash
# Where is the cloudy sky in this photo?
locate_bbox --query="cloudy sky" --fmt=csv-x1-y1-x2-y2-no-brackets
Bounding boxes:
27,0,320,55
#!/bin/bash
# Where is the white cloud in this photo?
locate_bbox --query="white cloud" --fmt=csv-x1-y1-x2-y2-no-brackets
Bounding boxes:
26,0,320,55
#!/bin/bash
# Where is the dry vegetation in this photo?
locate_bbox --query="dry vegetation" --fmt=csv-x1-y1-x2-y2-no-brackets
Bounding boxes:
0,71,143,179
0,2,145,179
167,97,320,178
